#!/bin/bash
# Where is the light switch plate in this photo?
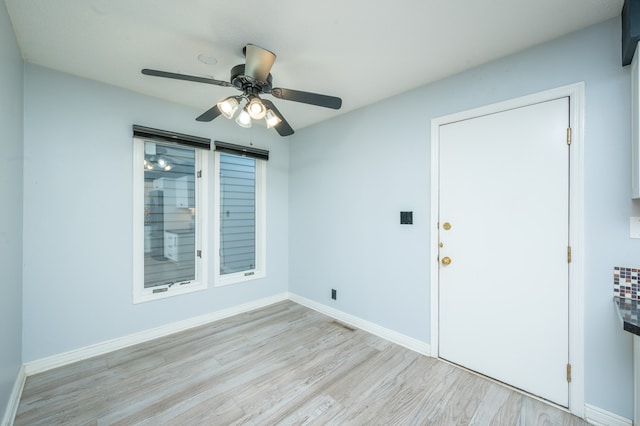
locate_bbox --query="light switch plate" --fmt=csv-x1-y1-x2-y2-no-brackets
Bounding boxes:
400,211,413,225
631,217,640,239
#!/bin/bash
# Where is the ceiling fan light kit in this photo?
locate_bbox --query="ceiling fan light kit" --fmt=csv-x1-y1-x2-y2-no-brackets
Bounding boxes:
142,44,342,136
217,96,240,119
247,95,267,119
265,109,281,128
235,108,252,128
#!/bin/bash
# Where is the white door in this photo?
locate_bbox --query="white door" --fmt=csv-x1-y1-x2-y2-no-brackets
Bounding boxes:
438,97,570,406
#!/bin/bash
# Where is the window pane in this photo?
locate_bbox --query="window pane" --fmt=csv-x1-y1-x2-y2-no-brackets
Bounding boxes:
220,154,256,274
144,142,196,288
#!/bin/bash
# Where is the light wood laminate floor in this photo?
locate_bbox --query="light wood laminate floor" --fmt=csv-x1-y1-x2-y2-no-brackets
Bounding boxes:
15,301,587,425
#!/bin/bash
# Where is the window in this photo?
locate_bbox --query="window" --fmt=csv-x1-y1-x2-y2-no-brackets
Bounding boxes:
133,130,267,300
214,142,267,285
133,126,209,303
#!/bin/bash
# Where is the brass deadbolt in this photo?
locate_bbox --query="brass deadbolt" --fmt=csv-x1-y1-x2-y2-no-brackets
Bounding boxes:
443,222,452,230
441,256,452,265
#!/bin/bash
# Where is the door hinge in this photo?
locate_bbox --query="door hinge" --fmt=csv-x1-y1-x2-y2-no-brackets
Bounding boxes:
566,127,572,146
197,170,202,178
566,363,572,383
567,246,572,263
197,250,202,258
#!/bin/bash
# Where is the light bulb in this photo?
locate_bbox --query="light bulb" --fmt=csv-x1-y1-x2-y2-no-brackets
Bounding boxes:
158,158,166,167
164,164,172,171
247,96,266,120
217,96,240,119
235,108,252,128
265,109,281,128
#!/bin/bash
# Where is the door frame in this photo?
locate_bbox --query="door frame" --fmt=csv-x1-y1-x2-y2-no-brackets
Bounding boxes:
429,83,585,416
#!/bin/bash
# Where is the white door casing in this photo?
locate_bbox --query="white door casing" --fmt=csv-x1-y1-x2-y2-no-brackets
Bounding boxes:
429,83,585,416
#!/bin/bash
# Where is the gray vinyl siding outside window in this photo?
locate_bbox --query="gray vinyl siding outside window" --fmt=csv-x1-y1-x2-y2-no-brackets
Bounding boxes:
219,153,256,275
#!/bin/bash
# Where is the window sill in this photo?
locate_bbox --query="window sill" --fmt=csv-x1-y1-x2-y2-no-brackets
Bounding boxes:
133,281,207,304
215,270,265,287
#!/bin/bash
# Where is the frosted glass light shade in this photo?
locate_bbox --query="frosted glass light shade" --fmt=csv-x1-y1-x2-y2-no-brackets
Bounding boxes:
235,108,252,128
265,109,281,128
247,96,266,120
217,97,240,119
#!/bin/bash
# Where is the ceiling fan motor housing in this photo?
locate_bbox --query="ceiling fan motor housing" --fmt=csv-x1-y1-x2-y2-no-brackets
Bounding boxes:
230,64,272,95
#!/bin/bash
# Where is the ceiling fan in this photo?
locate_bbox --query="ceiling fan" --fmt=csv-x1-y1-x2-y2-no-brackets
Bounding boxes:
141,44,342,137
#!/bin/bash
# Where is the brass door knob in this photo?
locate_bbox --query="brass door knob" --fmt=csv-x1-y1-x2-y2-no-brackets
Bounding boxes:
443,222,452,230
441,256,452,265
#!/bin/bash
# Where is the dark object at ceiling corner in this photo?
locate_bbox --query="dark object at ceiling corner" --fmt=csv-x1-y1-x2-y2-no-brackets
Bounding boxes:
622,0,640,66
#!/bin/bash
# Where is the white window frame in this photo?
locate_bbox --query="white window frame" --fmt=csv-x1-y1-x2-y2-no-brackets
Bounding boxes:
132,137,208,303
213,151,266,286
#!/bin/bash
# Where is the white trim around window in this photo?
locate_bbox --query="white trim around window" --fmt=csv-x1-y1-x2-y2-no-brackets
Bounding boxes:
132,137,209,303
213,151,266,286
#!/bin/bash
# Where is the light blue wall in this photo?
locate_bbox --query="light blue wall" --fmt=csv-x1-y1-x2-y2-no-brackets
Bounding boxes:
289,18,640,418
22,64,289,361
0,0,23,418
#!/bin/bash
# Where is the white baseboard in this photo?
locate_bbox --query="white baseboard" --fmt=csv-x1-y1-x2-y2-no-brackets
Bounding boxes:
24,293,289,376
23,291,430,377
585,403,632,426
1,364,25,426
287,292,431,355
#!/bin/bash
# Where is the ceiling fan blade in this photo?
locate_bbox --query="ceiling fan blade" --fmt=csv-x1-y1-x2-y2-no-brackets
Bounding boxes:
196,105,222,122
262,99,294,137
142,69,231,87
244,44,276,83
271,87,342,110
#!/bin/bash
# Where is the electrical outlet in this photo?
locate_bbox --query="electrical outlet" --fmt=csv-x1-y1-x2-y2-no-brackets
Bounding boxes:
331,289,337,300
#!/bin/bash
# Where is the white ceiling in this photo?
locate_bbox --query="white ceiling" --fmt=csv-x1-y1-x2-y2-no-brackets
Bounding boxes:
5,0,624,133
